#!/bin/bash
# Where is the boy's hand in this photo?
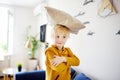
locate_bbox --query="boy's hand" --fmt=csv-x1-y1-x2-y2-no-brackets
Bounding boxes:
50,55,66,66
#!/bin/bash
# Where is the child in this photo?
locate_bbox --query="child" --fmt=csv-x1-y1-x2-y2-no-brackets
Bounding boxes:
45,24,80,80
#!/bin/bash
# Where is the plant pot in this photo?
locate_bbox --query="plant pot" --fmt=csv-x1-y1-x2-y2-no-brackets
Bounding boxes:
18,66,22,72
28,59,38,70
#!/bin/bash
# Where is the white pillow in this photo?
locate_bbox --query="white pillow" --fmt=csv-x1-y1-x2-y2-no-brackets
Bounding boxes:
45,6,85,34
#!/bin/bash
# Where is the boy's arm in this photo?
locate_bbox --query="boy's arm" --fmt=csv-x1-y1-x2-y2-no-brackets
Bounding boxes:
50,55,66,66
45,51,68,72
65,48,80,66
66,55,80,66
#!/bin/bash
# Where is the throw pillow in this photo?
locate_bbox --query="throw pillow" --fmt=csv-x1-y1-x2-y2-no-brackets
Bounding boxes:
45,6,85,34
73,73,91,80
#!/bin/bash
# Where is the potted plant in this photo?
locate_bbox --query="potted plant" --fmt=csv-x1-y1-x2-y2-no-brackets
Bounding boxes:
25,26,42,70
17,63,22,72
25,35,40,70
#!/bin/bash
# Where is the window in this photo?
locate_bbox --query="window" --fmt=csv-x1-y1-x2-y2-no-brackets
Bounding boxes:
0,6,14,60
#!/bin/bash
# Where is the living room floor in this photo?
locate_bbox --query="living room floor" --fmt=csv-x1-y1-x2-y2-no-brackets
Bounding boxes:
0,78,3,80
0,77,4,80
0,77,14,80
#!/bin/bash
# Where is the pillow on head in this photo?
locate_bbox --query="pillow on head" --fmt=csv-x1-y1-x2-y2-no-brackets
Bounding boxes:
45,6,85,34
73,73,91,80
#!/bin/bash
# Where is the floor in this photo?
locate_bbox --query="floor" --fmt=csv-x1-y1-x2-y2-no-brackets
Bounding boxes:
0,76,14,80
0,78,3,80
0,77,4,80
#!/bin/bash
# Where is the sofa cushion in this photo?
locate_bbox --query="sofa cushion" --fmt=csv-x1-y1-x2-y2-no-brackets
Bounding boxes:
73,73,91,80
71,68,77,80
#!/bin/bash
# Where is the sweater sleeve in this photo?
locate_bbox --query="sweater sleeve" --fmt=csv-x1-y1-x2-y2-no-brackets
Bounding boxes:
45,50,68,72
66,48,80,66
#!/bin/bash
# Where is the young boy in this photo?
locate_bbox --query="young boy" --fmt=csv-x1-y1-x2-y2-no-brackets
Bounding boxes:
45,24,80,80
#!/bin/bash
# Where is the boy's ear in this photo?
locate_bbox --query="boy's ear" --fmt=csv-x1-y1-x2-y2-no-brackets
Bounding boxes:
45,6,85,34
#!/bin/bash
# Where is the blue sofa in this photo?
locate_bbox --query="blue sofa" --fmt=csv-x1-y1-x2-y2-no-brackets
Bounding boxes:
14,68,91,80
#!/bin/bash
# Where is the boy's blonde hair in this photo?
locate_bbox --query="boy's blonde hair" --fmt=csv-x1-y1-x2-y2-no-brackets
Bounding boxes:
52,24,70,37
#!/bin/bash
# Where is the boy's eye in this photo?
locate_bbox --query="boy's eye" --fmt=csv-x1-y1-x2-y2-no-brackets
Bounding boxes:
63,36,66,38
56,36,59,38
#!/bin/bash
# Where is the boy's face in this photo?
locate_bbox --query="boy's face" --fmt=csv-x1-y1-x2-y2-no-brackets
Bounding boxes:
54,33,68,49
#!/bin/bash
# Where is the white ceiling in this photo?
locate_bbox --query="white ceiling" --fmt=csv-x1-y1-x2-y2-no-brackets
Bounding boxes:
0,0,47,8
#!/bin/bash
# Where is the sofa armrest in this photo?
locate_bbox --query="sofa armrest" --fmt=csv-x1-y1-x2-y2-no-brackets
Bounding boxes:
14,70,45,80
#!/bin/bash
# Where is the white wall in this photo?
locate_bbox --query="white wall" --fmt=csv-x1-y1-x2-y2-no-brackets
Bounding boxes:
40,0,120,80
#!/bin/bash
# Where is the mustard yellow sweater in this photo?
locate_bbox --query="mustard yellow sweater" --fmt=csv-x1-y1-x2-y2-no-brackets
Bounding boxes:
45,45,80,80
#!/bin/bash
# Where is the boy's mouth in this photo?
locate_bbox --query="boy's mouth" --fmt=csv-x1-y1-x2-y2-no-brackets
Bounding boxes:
57,43,62,45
